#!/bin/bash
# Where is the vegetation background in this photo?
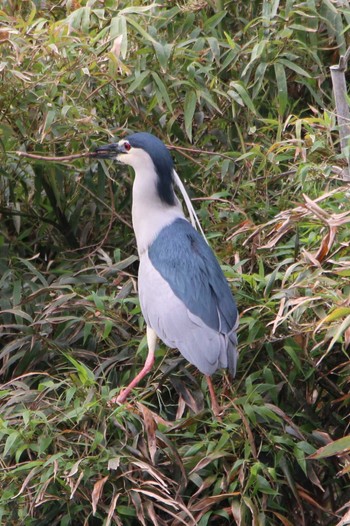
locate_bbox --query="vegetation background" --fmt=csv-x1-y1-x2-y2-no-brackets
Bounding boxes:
0,0,350,524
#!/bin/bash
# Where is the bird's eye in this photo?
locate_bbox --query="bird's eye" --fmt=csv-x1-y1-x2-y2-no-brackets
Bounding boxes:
124,142,131,152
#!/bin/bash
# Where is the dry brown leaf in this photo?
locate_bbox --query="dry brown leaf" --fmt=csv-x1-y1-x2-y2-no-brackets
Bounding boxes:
238,463,245,488
144,501,160,526
301,248,322,267
132,488,179,509
242,496,259,526
330,212,350,227
311,430,333,444
316,227,337,262
91,475,108,515
106,492,120,526
303,194,330,220
234,251,243,274
297,487,336,516
171,377,204,414
227,219,255,241
335,507,350,526
135,401,171,428
66,458,84,478
231,499,242,525
270,295,323,333
332,393,350,405
176,395,186,420
233,402,257,459
132,460,171,489
191,474,216,499
337,464,350,477
134,488,197,525
189,452,229,476
111,35,123,59
260,218,294,249
190,492,240,512
244,189,350,255
272,511,295,526
344,326,350,348
35,477,54,506
138,403,157,464
271,297,286,335
69,471,84,500
307,464,325,493
131,490,147,526
11,466,41,499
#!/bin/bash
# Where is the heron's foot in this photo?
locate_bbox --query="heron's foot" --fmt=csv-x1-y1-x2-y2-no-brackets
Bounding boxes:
107,391,128,407
211,397,222,419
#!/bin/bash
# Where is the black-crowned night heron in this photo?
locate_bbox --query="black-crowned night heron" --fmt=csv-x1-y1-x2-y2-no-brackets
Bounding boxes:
94,132,238,413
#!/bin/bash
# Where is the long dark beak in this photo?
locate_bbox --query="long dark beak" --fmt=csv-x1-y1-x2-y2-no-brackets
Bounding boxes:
92,143,123,159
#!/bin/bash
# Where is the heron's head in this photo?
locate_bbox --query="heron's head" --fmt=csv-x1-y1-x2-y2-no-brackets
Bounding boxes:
94,132,176,206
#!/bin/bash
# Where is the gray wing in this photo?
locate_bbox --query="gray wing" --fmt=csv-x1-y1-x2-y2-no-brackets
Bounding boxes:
138,251,238,376
148,218,238,339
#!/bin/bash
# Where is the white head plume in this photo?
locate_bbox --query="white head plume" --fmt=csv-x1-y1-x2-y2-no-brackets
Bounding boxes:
172,169,208,244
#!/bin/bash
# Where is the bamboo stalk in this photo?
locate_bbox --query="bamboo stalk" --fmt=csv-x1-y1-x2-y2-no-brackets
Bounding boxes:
330,46,350,181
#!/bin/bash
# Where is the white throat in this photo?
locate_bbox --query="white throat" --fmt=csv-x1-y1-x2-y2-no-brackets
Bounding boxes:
130,158,184,255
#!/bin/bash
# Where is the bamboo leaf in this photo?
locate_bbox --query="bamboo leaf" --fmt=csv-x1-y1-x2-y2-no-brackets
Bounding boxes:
319,307,350,326
4,431,20,457
229,81,258,115
274,61,288,114
153,41,173,71
309,436,350,459
127,70,150,93
277,58,311,77
325,314,350,354
184,90,197,142
151,72,173,112
109,15,128,59
125,16,157,43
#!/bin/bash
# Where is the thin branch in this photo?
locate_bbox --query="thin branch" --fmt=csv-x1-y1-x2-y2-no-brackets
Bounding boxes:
167,143,236,161
15,151,93,161
13,145,237,163
0,206,61,229
77,180,132,229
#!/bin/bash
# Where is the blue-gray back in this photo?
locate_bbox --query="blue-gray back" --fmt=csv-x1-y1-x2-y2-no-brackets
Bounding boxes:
148,218,237,334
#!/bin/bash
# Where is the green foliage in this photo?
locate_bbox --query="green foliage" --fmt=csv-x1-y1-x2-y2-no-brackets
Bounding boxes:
1,1,350,525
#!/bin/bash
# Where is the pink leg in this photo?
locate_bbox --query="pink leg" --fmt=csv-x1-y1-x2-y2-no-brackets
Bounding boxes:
206,375,221,419
111,326,157,405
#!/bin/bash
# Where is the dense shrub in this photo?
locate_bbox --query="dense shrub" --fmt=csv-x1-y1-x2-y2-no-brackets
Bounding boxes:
0,1,349,524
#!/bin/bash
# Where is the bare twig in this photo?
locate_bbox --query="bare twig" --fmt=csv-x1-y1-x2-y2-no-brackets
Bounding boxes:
14,145,236,164
167,143,236,161
15,151,93,161
15,145,236,163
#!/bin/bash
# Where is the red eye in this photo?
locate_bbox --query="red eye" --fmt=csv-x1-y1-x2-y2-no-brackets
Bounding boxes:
124,142,131,152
